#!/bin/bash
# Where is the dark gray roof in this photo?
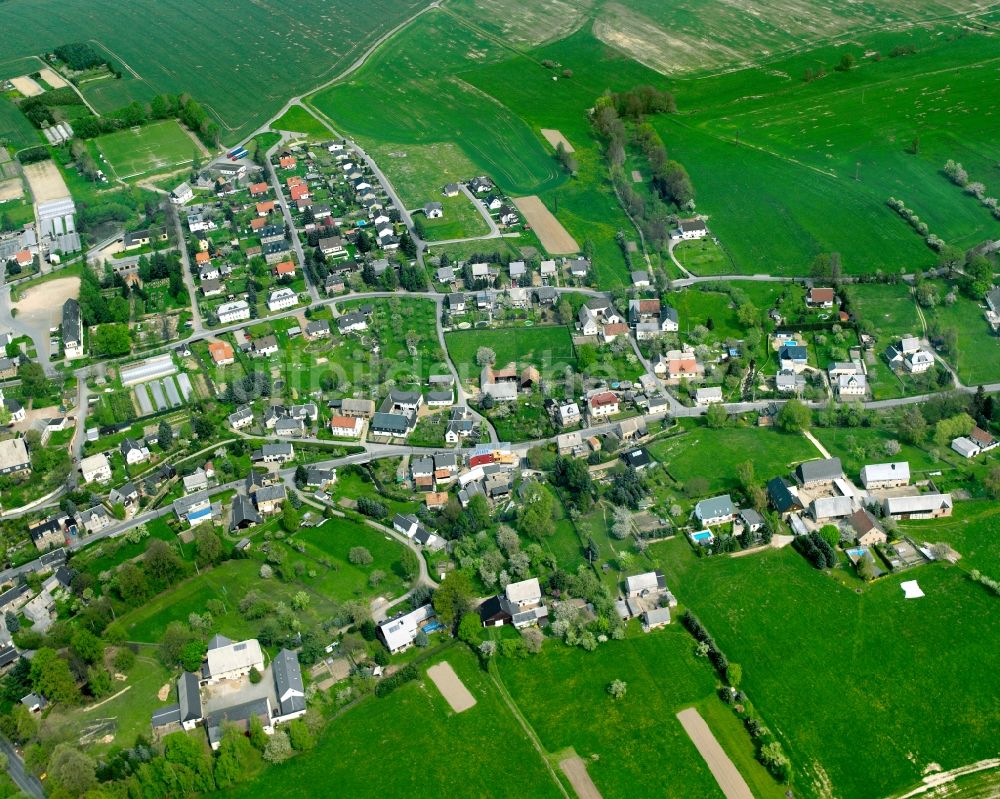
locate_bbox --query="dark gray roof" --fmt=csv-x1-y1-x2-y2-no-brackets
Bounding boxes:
767,477,801,512
371,412,411,434
272,648,306,716
62,299,81,342
795,457,843,485
254,484,286,504
231,494,261,529
151,703,181,727
207,633,233,650
178,672,202,722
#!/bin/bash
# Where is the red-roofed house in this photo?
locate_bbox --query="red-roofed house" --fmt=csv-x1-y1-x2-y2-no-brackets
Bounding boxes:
249,182,269,197
209,341,235,366
286,176,304,188
668,357,701,380
601,323,629,343
256,201,275,217
290,185,310,202
195,251,210,265
279,156,297,170
273,261,296,278
250,217,268,231
14,250,32,267
808,288,835,308
589,391,620,418
329,415,363,438
469,453,494,468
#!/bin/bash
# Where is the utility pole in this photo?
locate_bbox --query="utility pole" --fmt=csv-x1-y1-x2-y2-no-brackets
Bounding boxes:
855,161,861,181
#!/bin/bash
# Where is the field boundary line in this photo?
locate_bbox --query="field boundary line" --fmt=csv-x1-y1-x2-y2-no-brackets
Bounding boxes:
489,664,571,799
890,758,1000,799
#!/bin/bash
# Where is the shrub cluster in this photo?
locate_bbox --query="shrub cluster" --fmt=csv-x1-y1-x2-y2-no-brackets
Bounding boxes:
356,496,387,520
969,569,1000,596
792,531,837,569
942,161,1000,220
374,664,418,698
886,197,947,250
681,611,729,678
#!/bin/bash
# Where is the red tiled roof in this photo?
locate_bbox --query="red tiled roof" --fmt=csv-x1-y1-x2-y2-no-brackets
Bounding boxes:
589,391,618,408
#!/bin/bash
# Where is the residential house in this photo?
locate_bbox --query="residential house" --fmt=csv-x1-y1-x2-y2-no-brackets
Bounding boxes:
695,494,735,526
252,335,279,358
479,577,547,629
228,407,254,430
442,183,460,197
329,415,363,438
558,402,581,427
253,443,294,463
120,438,150,465
217,301,251,324
80,452,112,483
267,288,298,312
305,320,330,339
28,515,70,551
951,436,980,459
170,183,194,205
849,509,887,547
588,391,619,418
78,505,112,534
447,293,466,314
183,468,209,494
377,604,436,654
337,312,368,333
424,202,443,218
621,447,653,470
253,485,286,515
62,298,83,359
695,387,723,405
677,219,707,240
776,369,804,394
860,462,910,489
631,270,650,288
837,373,867,397
340,398,375,419
808,287,835,308
370,411,416,438
539,260,556,280
779,345,809,372
766,477,803,516
173,491,214,526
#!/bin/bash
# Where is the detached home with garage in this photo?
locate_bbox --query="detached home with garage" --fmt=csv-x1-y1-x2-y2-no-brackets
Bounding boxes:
694,494,736,527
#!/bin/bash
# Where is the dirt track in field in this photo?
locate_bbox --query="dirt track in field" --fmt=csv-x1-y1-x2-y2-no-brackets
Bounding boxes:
512,195,579,255
560,756,603,799
676,707,754,799
427,661,476,713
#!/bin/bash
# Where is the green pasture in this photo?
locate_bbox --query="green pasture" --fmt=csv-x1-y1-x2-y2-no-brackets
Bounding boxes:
0,96,40,150
0,0,426,142
95,119,196,179
653,537,1000,799
498,627,761,799
672,238,736,276
419,193,490,241
218,647,564,799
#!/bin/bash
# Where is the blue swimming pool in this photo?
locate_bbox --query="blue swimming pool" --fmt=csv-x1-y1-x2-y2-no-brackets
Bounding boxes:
422,621,444,634
846,547,866,558
691,531,714,544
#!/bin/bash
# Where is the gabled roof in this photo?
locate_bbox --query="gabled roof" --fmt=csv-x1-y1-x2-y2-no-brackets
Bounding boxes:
766,477,801,512
795,458,843,484
272,648,305,716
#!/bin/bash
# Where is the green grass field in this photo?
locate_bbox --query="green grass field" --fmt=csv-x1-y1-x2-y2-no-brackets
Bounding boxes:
653,538,1000,799
847,282,921,340
0,96,40,150
648,425,818,495
657,24,1000,275
272,105,330,139
0,0,427,142
498,627,745,799
445,324,575,375
419,193,490,241
897,499,1000,576
96,119,197,179
673,237,736,275
927,288,1000,385
218,647,565,799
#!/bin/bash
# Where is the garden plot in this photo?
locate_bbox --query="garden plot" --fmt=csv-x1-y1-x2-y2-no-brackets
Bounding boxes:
513,195,579,254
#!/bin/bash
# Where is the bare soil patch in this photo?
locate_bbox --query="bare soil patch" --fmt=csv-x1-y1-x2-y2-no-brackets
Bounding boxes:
512,195,578,255
156,682,170,701
541,129,574,152
14,277,81,326
631,170,643,183
10,76,43,97
676,707,754,799
23,160,71,204
39,68,68,89
0,178,24,202
560,756,604,799
427,661,476,713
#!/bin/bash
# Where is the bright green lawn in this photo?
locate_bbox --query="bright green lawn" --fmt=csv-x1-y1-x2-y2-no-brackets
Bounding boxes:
0,96,39,150
95,119,196,179
653,538,1000,799
896,499,1000,576
847,283,921,341
445,324,575,376
648,425,818,495
673,237,736,276
272,106,330,139
809,424,950,479
498,627,735,799
927,289,1000,385
419,193,490,241
218,647,565,799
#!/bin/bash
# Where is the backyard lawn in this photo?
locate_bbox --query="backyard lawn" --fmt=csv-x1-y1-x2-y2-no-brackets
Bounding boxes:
445,324,575,378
